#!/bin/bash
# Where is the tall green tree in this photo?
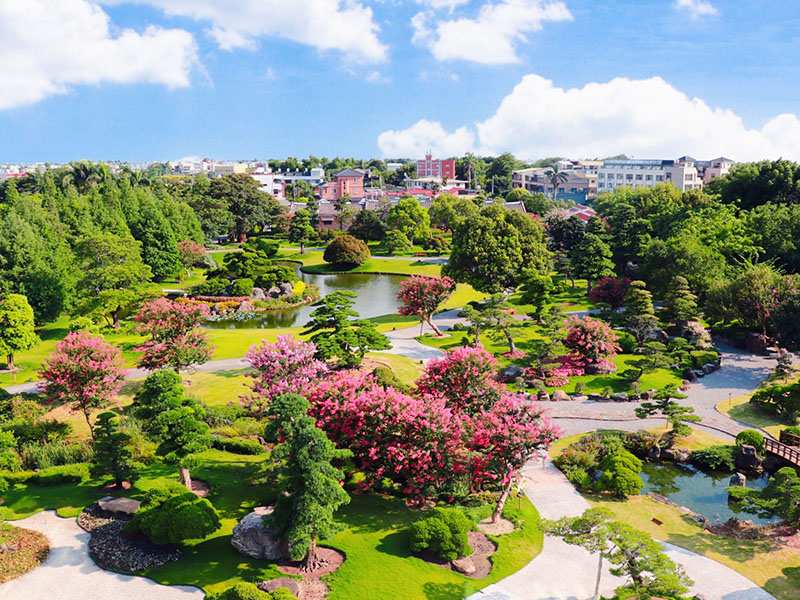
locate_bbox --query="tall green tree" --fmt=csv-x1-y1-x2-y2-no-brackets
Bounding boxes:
0,293,38,370
264,393,350,568
444,204,550,294
91,411,139,488
348,209,386,242
429,193,479,232
572,233,615,295
288,209,315,254
209,174,283,242
387,197,430,241
73,232,153,326
302,291,390,368
663,275,699,331
130,197,183,281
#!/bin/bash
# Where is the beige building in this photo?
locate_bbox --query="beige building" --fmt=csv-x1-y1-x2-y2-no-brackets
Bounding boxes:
597,157,702,193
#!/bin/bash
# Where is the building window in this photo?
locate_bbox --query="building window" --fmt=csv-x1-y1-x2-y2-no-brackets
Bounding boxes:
626,174,633,180
645,175,652,181
616,173,623,180
635,174,643,180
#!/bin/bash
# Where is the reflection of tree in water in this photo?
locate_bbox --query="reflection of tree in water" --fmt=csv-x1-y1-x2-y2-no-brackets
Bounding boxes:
643,463,682,497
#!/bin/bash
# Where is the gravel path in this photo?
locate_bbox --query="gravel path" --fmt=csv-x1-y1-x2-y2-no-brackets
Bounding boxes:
468,457,776,600
0,511,204,600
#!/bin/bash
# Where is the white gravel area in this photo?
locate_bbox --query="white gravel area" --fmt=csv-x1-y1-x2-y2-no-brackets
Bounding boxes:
0,511,204,600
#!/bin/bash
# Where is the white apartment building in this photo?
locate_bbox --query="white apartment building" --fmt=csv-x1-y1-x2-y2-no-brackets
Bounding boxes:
273,167,325,187
597,157,703,193
693,157,735,185
251,170,285,200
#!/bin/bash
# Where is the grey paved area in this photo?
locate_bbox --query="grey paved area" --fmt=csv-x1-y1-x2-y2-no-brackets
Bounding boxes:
0,511,204,600
468,458,776,600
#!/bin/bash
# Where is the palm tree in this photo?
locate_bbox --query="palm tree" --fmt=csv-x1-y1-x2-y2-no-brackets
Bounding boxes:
464,152,477,189
547,165,569,203
62,161,103,193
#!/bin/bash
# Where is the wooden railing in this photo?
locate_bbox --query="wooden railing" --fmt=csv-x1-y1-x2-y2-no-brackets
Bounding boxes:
779,430,800,448
765,438,800,466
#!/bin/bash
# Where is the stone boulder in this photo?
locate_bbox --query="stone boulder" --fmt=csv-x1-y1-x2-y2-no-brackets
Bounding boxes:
212,302,223,314
97,496,140,518
551,389,571,402
231,507,290,560
502,365,525,382
647,446,661,460
660,447,676,461
536,391,550,402
656,330,670,345
571,394,588,402
729,472,747,487
259,579,301,597
702,363,715,375
451,557,477,575
611,392,629,402
746,332,769,355
734,445,763,471
682,367,698,382
237,301,255,313
587,393,602,402
279,282,294,296
675,449,691,463
584,362,617,375
268,286,281,298
693,370,705,379
250,287,266,302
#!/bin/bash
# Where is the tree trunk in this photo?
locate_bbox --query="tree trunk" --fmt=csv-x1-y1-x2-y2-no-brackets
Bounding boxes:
586,280,593,296
594,553,603,600
6,353,14,371
505,331,516,353
427,316,443,336
300,241,306,255
492,478,514,523
474,326,480,346
112,307,121,328
83,408,95,441
179,467,192,490
304,537,318,569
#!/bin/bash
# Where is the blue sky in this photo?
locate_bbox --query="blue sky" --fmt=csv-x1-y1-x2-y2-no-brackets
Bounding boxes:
1,0,799,163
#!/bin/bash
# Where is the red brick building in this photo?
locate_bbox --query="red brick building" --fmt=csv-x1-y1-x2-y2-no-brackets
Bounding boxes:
416,152,456,180
319,168,365,201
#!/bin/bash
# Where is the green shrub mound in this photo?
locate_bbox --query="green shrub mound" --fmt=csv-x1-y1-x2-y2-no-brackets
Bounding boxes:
371,366,410,393
29,463,90,486
323,235,370,266
126,483,221,545
408,507,472,561
690,349,718,368
690,445,735,471
206,582,297,600
210,436,265,455
595,449,643,498
735,430,765,455
615,330,637,354
230,278,255,297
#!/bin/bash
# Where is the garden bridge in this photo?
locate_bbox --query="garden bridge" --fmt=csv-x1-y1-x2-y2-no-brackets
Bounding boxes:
765,431,800,467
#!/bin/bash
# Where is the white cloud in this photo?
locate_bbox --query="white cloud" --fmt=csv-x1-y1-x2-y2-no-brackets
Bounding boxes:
377,74,800,161
675,0,719,19
0,0,197,110
104,0,388,63
412,0,572,64
416,0,470,10
377,119,475,157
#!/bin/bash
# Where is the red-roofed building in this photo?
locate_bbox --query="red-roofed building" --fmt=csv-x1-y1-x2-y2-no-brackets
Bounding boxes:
319,168,365,201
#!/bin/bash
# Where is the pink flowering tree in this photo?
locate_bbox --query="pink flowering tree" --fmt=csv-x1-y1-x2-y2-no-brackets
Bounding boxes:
398,275,456,336
177,239,206,276
243,335,328,415
307,371,466,501
563,316,620,367
466,394,561,522
415,345,504,415
38,331,126,439
135,298,214,373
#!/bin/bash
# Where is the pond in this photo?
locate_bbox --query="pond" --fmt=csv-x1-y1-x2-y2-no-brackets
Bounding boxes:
640,462,779,525
204,266,407,329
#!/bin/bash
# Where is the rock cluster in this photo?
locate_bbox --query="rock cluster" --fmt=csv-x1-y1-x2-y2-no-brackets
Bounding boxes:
231,506,290,560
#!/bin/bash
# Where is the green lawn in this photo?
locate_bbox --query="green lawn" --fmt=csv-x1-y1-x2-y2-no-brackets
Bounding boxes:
4,448,544,600
277,249,442,277
717,395,785,439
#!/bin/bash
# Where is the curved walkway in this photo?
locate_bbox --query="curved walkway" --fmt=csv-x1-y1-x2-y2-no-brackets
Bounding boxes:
0,511,203,600
468,457,776,600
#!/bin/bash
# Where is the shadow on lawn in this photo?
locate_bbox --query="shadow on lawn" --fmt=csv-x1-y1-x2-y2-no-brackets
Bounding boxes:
423,581,477,600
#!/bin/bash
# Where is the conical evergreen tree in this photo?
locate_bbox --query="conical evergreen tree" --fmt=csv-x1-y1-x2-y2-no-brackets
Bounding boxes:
572,233,615,295
130,197,183,281
91,411,139,488
664,275,699,329
625,280,655,317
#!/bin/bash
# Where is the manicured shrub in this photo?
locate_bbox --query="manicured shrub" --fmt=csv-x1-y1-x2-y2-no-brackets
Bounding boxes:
555,446,600,476
589,277,631,310
408,507,472,561
615,330,637,354
323,234,370,266
230,278,255,297
735,430,765,455
0,475,7,497
245,238,280,258
691,350,718,368
0,450,21,472
210,436,265,455
383,230,413,256
690,445,735,471
371,366,410,393
126,484,221,545
595,450,643,498
29,463,90,486
206,582,272,600
424,234,450,254
566,468,592,489
7,419,72,446
750,382,800,424
195,277,230,296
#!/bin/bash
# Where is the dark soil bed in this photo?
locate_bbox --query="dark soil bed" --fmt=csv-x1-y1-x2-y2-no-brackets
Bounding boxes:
0,523,50,583
414,531,497,579
80,504,181,572
277,546,345,578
